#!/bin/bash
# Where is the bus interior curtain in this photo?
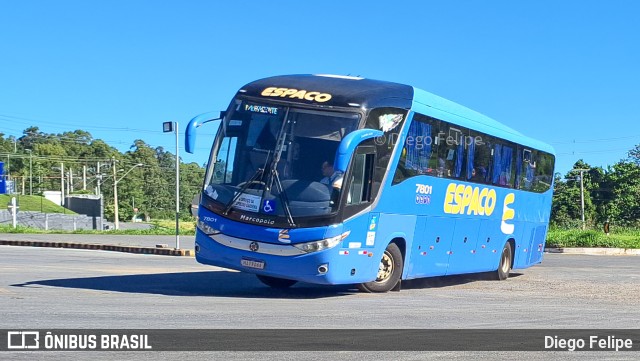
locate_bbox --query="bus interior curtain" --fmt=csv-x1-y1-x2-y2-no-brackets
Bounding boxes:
405,122,416,170
420,123,432,171
492,144,502,184
454,135,464,178
466,137,475,180
516,150,523,189
406,121,431,172
501,145,513,185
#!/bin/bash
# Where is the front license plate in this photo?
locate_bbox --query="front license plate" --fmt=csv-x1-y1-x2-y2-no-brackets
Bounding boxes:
241,258,265,270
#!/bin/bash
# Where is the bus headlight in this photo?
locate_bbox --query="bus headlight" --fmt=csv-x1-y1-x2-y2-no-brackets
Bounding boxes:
292,231,350,253
197,219,221,235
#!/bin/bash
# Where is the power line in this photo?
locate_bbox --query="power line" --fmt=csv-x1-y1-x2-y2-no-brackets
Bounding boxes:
551,135,640,145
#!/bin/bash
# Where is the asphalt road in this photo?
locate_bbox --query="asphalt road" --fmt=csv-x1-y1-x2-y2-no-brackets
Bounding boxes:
1,245,639,360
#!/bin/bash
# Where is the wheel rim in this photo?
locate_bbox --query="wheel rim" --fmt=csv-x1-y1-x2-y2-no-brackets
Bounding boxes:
376,251,394,282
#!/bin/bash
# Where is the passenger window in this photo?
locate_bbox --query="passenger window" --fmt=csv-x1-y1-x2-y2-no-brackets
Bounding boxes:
491,142,515,187
469,131,491,184
533,152,555,192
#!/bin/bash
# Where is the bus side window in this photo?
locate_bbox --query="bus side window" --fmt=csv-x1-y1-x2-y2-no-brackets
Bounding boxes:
470,132,491,184
392,114,435,184
517,148,534,190
347,152,375,206
491,141,515,187
532,152,554,192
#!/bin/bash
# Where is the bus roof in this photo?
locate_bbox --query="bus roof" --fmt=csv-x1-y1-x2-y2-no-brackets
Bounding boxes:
240,74,555,155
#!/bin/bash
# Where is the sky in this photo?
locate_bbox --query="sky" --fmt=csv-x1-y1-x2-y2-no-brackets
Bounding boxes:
1,0,639,176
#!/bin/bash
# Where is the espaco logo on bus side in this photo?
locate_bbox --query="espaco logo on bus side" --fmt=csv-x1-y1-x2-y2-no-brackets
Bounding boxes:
261,87,332,103
443,183,515,235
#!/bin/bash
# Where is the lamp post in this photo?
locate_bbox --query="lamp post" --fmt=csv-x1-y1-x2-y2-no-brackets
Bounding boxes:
163,121,180,249
112,159,143,230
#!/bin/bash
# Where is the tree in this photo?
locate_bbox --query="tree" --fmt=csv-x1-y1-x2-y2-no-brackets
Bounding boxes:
605,161,640,227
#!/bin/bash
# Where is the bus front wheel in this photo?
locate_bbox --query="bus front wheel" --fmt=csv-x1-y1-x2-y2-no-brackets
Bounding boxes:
493,242,513,281
358,243,403,293
256,275,297,289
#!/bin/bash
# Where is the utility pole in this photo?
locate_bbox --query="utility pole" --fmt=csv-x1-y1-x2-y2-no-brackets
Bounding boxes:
112,159,143,230
83,165,87,191
60,162,64,206
112,158,118,230
96,161,101,195
573,168,590,230
25,149,32,195
69,168,74,193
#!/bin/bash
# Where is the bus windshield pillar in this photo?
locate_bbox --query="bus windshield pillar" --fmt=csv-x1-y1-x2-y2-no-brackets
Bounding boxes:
334,129,383,172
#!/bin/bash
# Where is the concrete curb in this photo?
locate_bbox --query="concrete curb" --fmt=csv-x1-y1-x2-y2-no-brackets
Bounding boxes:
546,247,640,256
0,239,194,257
2,238,637,257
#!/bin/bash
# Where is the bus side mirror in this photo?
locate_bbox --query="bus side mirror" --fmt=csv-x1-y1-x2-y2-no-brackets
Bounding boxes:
334,129,383,173
185,111,224,154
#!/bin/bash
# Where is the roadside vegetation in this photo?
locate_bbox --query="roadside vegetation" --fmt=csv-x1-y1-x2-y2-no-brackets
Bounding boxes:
2,129,640,248
547,228,640,249
547,143,640,248
0,220,196,235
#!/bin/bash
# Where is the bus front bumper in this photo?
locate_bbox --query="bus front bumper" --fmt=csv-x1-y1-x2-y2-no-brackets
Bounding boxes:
194,230,377,285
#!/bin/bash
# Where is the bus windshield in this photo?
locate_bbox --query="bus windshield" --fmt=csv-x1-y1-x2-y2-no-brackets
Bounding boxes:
203,99,360,223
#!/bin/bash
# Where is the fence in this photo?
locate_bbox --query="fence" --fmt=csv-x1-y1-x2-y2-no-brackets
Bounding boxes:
0,210,107,231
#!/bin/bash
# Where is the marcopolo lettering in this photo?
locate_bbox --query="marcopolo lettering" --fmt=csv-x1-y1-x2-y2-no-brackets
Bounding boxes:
240,214,275,225
261,87,332,103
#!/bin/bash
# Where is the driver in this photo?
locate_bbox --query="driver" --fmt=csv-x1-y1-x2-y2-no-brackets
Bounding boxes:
320,160,343,190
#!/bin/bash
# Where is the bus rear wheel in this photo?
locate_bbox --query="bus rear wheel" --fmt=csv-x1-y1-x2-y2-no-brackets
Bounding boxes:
492,242,512,281
256,275,297,289
358,243,403,293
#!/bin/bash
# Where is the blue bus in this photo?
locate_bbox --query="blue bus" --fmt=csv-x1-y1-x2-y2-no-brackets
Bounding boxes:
185,74,555,292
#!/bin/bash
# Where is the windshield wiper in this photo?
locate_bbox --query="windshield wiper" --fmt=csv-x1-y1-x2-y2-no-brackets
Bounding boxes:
265,108,296,227
222,149,272,216
269,167,295,227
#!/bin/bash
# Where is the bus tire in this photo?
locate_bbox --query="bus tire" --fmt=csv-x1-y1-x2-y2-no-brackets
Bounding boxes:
256,275,297,289
357,242,403,293
493,242,512,281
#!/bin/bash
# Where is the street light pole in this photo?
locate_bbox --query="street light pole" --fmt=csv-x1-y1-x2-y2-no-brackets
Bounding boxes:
175,121,180,250
579,170,586,230
163,121,180,250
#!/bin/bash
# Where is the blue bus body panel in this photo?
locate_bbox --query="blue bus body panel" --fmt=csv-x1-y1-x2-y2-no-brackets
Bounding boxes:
196,207,381,284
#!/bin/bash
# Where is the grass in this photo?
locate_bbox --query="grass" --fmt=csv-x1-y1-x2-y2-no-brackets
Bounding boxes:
0,194,76,214
547,228,640,249
0,220,196,235
2,201,638,249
